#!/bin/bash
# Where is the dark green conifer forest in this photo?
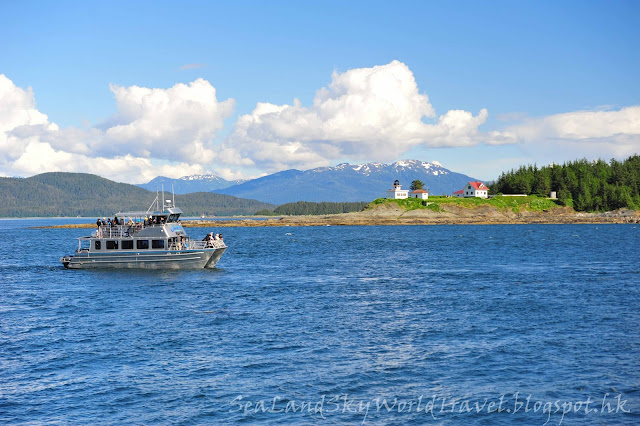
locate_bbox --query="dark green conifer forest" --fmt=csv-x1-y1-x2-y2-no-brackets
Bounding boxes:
490,155,640,211
255,201,368,216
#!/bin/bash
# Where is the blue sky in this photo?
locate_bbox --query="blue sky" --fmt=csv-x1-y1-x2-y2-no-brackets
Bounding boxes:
1,0,639,182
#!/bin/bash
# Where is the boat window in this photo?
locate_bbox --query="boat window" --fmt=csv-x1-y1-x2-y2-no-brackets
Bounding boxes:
121,240,134,250
106,240,118,250
94,240,101,250
137,240,149,249
152,239,165,249
168,214,181,223
151,215,167,224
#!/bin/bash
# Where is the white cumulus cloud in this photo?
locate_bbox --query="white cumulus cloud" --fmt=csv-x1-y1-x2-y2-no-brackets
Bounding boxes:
9,139,209,183
222,60,492,171
0,75,58,164
103,79,233,163
0,74,234,182
501,106,640,160
3,67,638,184
506,106,640,142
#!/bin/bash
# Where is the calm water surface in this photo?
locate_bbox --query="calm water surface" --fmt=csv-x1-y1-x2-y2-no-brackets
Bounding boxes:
1,220,639,424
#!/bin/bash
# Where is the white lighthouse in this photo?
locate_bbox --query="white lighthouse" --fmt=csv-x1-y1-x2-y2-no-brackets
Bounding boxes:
386,180,408,199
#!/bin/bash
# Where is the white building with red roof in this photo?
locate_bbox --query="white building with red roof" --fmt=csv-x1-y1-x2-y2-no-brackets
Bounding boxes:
454,181,489,198
409,189,429,200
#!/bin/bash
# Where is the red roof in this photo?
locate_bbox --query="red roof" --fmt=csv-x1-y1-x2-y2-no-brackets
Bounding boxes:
468,181,487,190
453,189,464,194
410,189,428,193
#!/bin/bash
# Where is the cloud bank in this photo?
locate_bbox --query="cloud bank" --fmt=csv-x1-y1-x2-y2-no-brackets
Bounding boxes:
222,60,494,171
0,75,233,182
1,62,639,183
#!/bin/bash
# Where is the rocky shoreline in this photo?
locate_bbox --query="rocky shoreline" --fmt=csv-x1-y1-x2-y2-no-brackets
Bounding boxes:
35,205,640,229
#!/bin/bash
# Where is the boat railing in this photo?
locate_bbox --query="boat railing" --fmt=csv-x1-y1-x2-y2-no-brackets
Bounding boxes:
94,225,137,238
166,240,225,250
94,222,169,238
189,240,227,250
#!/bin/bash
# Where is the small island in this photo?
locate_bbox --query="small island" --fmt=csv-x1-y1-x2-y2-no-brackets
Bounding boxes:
40,194,640,229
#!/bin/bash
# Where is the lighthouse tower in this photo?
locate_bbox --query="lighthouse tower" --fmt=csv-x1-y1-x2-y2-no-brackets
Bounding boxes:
386,180,408,199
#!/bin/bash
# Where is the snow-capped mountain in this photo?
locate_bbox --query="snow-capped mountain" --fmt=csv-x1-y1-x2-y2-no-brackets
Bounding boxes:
314,160,450,176
212,160,481,204
179,173,224,181
137,174,246,194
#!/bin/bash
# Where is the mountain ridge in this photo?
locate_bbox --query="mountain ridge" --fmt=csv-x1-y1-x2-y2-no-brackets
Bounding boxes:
0,172,273,217
211,160,482,204
137,174,246,194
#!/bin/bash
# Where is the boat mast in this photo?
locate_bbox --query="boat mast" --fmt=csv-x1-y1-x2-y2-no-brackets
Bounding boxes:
147,194,158,214
162,184,165,212
172,184,175,208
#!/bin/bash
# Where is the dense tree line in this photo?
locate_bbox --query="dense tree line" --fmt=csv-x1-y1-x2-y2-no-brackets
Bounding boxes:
491,155,640,211
255,201,368,216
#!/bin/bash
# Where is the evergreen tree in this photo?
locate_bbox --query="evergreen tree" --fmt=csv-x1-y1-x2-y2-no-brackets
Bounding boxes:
270,201,368,215
491,155,640,212
410,180,424,190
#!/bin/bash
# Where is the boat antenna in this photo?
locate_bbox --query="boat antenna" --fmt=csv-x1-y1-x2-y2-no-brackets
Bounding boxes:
172,183,175,208
162,184,165,212
156,187,159,211
147,194,158,214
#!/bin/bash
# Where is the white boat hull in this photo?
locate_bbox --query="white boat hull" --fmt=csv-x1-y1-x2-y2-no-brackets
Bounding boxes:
61,247,226,270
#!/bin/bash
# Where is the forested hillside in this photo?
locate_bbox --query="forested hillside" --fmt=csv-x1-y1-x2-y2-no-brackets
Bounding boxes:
255,201,368,216
0,173,274,217
491,155,640,211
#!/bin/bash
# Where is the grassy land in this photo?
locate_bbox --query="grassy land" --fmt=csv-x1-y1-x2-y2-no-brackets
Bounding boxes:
367,195,561,214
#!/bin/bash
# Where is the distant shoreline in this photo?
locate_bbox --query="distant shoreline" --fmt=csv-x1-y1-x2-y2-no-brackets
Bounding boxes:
33,207,640,229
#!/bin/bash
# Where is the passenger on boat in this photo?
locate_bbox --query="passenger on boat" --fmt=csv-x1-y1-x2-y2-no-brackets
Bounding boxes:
204,232,214,247
96,218,103,238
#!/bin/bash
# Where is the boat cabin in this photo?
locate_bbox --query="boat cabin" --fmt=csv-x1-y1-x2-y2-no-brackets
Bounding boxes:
77,207,204,253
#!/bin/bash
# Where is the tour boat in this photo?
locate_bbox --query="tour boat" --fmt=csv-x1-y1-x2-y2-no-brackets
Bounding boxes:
60,196,226,269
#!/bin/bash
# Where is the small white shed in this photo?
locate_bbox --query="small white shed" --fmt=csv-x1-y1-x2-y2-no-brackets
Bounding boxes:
409,189,429,200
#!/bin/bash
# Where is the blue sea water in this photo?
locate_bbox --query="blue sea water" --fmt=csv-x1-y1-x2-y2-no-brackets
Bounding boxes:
0,220,639,424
